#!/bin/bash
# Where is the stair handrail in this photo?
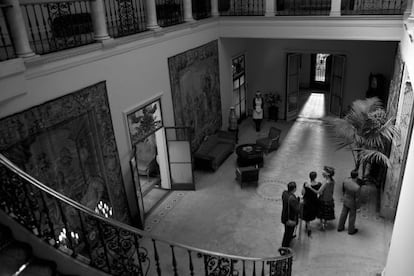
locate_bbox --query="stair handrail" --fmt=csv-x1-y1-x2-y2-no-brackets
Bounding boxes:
0,152,293,274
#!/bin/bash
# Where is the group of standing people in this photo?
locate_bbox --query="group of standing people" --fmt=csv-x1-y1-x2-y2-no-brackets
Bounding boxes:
281,166,362,248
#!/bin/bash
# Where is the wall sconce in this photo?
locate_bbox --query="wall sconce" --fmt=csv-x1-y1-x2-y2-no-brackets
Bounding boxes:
94,200,113,218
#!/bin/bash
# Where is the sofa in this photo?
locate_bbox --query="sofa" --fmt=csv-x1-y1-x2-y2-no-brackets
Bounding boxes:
194,131,236,171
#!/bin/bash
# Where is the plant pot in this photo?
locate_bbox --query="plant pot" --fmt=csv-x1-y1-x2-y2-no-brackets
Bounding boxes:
268,106,279,121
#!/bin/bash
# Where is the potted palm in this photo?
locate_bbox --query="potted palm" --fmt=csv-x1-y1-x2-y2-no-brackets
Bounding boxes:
324,97,399,182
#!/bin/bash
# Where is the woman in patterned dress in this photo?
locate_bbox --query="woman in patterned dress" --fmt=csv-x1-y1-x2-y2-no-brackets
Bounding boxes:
317,166,336,231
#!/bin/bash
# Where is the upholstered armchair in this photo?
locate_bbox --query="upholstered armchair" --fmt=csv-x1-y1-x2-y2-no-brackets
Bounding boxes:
134,139,158,181
256,127,281,154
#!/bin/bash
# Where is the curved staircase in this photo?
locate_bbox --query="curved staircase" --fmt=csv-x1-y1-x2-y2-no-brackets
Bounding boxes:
0,153,294,276
0,223,68,276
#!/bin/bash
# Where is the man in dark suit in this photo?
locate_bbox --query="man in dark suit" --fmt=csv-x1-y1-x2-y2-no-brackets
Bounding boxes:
337,170,361,235
281,182,300,247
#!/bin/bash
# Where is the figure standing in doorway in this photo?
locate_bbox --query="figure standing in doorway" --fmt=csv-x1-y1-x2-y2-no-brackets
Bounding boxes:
252,91,264,132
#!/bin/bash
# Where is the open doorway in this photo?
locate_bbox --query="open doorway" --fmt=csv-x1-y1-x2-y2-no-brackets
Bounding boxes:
310,53,331,91
286,52,346,121
133,131,170,218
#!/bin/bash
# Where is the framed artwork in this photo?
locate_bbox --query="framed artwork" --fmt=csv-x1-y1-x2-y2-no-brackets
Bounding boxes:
0,81,130,224
124,98,163,148
168,40,222,151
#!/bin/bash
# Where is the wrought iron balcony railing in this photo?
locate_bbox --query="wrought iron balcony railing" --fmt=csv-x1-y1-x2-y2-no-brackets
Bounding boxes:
0,0,409,62
277,0,331,16
219,0,265,16
104,0,147,38
0,6,15,62
341,0,407,15
0,153,294,276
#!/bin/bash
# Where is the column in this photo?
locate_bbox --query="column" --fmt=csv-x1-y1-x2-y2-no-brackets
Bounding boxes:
211,0,219,17
183,0,194,22
90,0,111,41
2,0,35,58
265,0,275,17
330,0,341,16
145,0,160,30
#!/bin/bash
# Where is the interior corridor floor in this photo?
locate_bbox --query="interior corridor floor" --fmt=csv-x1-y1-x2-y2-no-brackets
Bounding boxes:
145,106,394,275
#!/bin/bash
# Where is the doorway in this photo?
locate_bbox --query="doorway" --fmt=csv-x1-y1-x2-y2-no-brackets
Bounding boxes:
286,52,346,120
134,130,170,218
232,54,247,123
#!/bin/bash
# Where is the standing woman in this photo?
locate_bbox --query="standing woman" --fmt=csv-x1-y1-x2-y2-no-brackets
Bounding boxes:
317,166,336,231
252,91,264,132
301,171,322,237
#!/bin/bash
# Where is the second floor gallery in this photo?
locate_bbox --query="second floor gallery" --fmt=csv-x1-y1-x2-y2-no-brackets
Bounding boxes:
1,0,414,275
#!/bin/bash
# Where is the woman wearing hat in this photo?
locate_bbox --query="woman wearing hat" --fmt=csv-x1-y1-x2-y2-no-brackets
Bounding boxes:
317,166,336,230
252,91,264,132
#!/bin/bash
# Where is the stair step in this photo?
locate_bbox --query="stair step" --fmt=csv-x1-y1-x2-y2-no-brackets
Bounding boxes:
20,258,56,276
0,241,32,275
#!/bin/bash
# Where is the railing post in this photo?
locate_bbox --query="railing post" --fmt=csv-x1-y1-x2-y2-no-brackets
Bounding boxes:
211,0,219,17
145,0,161,30
265,0,275,17
2,0,35,58
90,0,111,41
330,0,341,16
183,0,194,22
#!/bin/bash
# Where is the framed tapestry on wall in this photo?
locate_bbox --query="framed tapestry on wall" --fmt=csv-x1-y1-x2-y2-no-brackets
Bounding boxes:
168,40,222,151
124,97,163,148
0,81,130,224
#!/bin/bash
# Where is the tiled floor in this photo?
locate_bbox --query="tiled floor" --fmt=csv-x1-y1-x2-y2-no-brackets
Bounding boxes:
146,93,394,275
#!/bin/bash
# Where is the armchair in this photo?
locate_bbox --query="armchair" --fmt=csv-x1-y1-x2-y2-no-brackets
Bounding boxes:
256,127,281,154
134,139,158,181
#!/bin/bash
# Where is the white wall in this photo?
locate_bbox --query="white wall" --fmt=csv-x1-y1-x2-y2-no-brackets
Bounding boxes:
244,38,397,118
383,22,414,276
0,22,220,223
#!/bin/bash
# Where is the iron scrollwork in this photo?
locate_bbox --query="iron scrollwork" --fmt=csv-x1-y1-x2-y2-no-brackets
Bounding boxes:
201,254,239,276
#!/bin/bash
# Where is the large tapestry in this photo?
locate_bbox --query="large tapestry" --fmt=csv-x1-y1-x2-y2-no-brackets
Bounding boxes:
0,81,130,223
382,64,413,219
168,40,222,151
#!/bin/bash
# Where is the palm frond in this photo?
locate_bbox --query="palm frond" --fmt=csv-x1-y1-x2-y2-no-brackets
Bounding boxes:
359,149,392,168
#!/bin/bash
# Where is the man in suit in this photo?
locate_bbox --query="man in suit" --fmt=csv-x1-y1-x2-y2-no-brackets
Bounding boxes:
281,181,300,247
337,170,361,235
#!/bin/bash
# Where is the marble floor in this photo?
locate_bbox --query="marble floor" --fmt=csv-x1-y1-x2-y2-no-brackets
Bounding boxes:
146,93,394,275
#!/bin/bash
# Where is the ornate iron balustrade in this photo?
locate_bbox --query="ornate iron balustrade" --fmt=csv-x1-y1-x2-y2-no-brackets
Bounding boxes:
104,0,147,38
156,0,184,27
341,0,407,15
277,0,331,16
192,0,212,20
219,0,265,16
0,153,293,275
0,5,16,62
20,0,95,55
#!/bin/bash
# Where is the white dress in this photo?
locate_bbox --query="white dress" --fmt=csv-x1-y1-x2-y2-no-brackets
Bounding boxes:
253,97,263,119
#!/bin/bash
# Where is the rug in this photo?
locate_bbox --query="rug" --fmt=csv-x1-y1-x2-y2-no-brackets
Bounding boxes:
144,190,188,232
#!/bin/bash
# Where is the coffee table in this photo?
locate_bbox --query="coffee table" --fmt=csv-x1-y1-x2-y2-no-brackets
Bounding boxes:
236,143,264,167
